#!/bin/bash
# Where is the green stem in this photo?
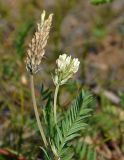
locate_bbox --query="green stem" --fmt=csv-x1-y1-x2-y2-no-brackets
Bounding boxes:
54,85,59,124
30,75,48,147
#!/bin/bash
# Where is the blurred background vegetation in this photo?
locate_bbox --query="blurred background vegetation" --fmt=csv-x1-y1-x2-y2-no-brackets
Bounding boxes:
0,0,124,159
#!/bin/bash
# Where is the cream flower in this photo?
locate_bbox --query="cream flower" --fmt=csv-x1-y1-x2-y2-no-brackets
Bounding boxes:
53,54,80,85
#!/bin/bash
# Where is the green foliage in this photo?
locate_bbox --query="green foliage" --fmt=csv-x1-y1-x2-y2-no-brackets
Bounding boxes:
40,84,52,101
40,84,54,137
0,57,20,81
44,95,54,139
75,142,96,160
40,147,52,160
15,20,33,58
90,0,113,5
0,155,10,160
92,24,107,38
92,93,124,142
87,147,96,160
119,92,124,107
40,89,95,159
49,91,94,159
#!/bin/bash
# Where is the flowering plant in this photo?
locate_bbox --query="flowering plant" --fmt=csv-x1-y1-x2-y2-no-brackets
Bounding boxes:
25,11,95,160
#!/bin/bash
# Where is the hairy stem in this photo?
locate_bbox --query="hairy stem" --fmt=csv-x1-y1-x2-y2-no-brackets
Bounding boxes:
54,85,59,124
30,75,48,147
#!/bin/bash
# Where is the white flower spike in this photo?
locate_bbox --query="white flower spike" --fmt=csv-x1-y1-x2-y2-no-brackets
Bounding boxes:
53,54,80,86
